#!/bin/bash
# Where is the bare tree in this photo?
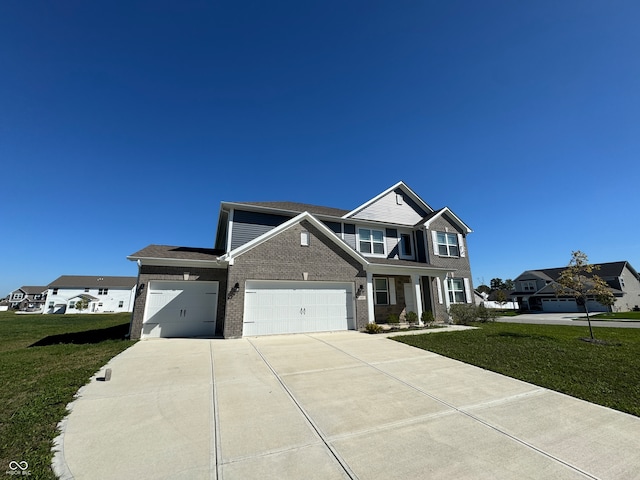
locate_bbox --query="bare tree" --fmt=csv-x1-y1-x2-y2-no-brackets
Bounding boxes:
554,251,615,340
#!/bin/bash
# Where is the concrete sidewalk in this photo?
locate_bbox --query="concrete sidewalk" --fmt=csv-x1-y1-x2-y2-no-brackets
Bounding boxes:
54,331,640,479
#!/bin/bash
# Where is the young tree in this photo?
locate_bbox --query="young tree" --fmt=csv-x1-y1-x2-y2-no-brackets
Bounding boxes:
75,298,89,313
554,251,615,340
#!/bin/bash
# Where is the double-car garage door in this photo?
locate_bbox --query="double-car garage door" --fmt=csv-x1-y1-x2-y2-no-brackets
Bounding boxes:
243,280,355,336
142,281,218,338
141,279,355,338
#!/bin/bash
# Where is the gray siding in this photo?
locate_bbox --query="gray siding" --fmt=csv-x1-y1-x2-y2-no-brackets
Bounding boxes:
230,210,292,250
343,223,356,250
351,188,429,225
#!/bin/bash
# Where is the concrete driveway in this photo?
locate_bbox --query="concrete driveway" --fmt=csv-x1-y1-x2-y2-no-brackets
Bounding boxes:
54,330,640,479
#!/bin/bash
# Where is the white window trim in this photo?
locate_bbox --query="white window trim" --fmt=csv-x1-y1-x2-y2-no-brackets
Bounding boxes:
357,227,386,257
300,230,310,246
374,277,389,305
447,278,467,304
431,230,466,258
398,231,415,260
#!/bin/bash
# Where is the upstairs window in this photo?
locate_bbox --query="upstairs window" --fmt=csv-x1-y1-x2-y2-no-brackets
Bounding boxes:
521,280,536,292
52,289,58,295
12,293,24,300
98,288,109,295
359,228,385,255
436,232,460,257
399,233,413,259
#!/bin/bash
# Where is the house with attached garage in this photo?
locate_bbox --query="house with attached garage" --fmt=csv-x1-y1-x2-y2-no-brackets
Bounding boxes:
510,261,640,313
43,275,137,314
127,181,475,339
7,286,48,311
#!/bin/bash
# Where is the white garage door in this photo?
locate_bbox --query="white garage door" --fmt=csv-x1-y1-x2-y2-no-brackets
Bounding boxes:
542,298,579,313
541,298,608,313
143,281,218,338
243,280,354,336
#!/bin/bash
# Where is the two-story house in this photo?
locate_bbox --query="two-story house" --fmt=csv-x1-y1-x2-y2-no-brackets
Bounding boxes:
511,261,640,313
127,182,474,339
7,286,48,311
43,276,137,314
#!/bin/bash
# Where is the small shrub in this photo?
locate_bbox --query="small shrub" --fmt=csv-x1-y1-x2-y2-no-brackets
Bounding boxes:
405,311,418,324
387,314,400,324
448,304,478,325
421,310,435,325
364,322,383,334
476,304,497,323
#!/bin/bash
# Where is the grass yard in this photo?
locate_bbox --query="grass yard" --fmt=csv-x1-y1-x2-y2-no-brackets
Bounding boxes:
393,322,640,417
0,311,134,479
592,311,640,320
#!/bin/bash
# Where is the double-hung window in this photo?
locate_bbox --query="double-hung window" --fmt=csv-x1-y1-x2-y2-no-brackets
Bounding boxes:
374,278,389,305
359,228,385,255
521,281,536,292
447,278,466,303
436,232,460,257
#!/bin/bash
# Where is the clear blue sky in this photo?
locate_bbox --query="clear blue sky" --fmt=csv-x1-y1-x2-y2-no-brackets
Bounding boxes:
2,1,639,296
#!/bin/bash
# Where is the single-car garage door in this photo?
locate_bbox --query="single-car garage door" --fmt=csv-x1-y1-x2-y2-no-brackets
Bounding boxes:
243,280,354,336
143,281,218,338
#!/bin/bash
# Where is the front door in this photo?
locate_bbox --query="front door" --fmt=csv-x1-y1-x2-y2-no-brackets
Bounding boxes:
404,283,416,314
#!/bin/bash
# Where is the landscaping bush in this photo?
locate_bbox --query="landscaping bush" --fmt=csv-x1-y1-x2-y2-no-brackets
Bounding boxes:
387,313,400,324
405,311,418,324
421,310,435,325
364,322,383,334
448,304,479,325
476,304,497,323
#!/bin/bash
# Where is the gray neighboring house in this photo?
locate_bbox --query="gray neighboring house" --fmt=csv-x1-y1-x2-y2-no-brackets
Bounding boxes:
6,286,48,311
511,261,640,313
128,181,475,339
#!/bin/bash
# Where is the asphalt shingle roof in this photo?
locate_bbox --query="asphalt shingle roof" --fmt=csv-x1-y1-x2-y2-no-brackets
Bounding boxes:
49,275,137,288
128,244,223,261
231,201,350,218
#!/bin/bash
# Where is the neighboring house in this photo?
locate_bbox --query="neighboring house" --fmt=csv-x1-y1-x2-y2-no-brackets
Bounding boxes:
43,276,137,314
128,181,475,339
7,286,48,311
511,261,640,313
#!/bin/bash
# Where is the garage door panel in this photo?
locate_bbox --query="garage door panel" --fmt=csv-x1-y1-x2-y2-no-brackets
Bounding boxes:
243,281,354,336
143,281,218,338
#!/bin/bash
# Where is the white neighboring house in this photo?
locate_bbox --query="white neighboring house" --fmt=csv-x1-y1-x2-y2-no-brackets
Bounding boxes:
43,275,137,314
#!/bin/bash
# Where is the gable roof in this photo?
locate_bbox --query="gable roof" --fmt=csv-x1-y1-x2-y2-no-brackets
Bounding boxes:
127,244,225,268
13,286,48,295
516,261,636,283
343,181,434,219
221,211,368,266
420,207,473,233
49,275,137,289
226,201,349,218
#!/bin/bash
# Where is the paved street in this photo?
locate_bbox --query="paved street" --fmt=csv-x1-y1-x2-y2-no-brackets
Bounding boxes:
496,312,640,329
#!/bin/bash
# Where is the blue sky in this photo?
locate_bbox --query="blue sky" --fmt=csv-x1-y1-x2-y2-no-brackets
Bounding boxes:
2,1,639,296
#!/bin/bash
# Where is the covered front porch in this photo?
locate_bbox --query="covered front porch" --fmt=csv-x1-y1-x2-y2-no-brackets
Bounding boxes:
364,261,454,325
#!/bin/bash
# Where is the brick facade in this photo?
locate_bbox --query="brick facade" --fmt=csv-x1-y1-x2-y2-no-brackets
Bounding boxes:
129,265,228,340
224,220,367,338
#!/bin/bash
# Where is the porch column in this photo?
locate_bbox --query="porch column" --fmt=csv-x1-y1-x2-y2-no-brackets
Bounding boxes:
411,274,423,325
439,274,452,323
366,271,375,323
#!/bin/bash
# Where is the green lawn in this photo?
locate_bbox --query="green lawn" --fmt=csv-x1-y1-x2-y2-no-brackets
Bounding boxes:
592,311,640,320
393,322,640,417
0,311,134,479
